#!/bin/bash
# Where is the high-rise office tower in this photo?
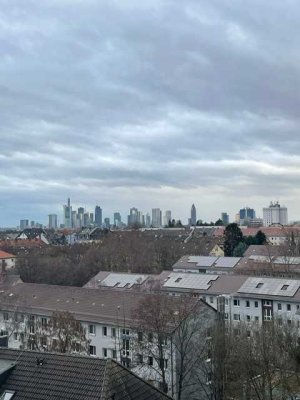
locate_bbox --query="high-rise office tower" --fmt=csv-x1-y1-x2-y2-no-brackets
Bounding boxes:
164,210,172,227
263,201,288,226
20,219,29,230
89,213,94,223
48,214,58,229
145,213,151,228
95,206,102,227
190,204,197,226
221,212,229,225
152,208,162,228
104,217,110,228
114,212,122,226
63,198,72,228
128,207,139,226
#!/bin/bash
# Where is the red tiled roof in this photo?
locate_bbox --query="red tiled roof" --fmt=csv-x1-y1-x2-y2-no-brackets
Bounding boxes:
0,250,15,259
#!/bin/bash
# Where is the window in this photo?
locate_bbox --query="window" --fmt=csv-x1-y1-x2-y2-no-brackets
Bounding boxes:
287,304,291,311
122,329,130,336
256,283,264,288
255,316,259,322
255,301,259,308
89,324,96,335
29,325,35,334
246,315,251,322
138,332,143,342
41,317,47,328
73,342,80,352
233,299,240,306
137,354,143,364
225,298,229,305
224,313,228,320
89,345,96,356
233,314,240,321
148,356,153,366
102,326,107,336
3,312,9,321
111,349,117,359
287,319,292,325
102,348,107,357
40,336,47,347
246,300,250,308
278,318,283,326
234,328,240,336
209,297,214,304
247,330,251,338
175,277,182,283
206,327,212,338
277,303,282,311
148,332,153,342
281,284,289,291
13,332,18,340
111,327,116,338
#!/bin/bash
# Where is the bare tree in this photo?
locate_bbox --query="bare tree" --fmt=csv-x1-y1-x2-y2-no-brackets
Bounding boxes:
24,311,89,354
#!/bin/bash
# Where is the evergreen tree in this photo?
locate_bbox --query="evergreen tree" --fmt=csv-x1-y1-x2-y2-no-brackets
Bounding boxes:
224,223,244,256
255,230,267,245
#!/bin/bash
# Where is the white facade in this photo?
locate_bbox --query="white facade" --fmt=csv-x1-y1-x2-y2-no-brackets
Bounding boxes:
263,201,288,226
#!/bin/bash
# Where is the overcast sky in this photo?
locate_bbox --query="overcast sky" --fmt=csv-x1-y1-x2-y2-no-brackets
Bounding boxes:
1,0,300,226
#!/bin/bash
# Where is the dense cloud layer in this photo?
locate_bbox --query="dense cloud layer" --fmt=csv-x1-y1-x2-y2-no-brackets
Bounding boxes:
1,0,300,225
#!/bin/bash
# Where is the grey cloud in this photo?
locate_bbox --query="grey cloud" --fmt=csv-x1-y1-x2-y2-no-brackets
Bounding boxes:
1,0,300,225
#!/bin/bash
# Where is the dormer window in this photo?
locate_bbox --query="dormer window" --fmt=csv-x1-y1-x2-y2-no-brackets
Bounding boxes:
0,390,15,400
256,283,263,288
175,277,182,283
281,284,289,291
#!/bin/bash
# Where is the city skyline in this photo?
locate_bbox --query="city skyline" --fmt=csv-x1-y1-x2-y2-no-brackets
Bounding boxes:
11,197,294,229
2,2,300,226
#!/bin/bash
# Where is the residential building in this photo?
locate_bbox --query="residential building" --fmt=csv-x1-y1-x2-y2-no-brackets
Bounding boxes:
159,270,300,329
95,205,103,227
0,251,16,270
0,348,172,400
0,282,217,398
263,201,288,226
48,214,58,230
152,208,162,228
63,198,72,228
172,255,240,274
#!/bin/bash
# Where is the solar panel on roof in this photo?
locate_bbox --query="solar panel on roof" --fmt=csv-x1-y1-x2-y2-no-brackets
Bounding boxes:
214,257,240,268
101,274,148,288
163,273,219,290
238,277,300,297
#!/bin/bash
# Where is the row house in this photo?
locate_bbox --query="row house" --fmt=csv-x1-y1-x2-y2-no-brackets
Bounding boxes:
160,271,300,327
0,281,217,399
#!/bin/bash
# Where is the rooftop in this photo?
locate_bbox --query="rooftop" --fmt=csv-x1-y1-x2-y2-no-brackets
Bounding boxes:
0,348,172,400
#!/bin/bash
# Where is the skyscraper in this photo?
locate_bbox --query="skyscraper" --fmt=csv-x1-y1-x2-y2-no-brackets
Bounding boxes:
63,198,72,228
95,206,102,227
152,208,162,228
164,210,172,227
48,214,58,229
20,219,29,230
114,212,121,226
128,207,139,226
190,204,197,226
221,212,229,225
